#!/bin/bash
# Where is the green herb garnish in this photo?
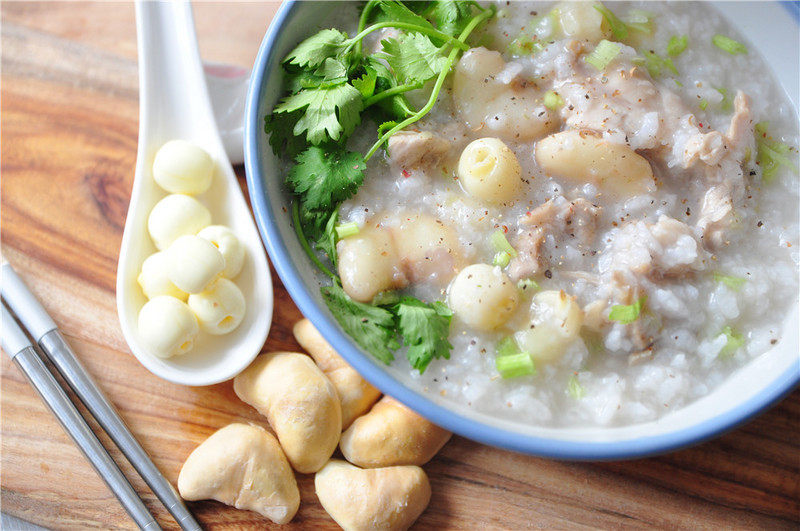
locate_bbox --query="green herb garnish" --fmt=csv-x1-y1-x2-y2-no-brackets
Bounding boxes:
755,122,799,182
321,284,399,364
493,251,511,268
636,50,678,78
713,272,746,291
667,35,688,56
395,297,453,373
543,90,564,110
335,222,360,239
609,296,647,324
712,34,747,55
568,374,585,399
585,39,622,70
495,336,535,378
517,278,540,293
496,352,536,379
715,87,733,112
490,230,517,258
593,3,628,41
718,326,745,358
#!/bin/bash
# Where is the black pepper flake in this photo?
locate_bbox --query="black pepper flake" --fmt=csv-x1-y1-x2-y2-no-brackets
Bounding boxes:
757,221,763,227
544,269,552,279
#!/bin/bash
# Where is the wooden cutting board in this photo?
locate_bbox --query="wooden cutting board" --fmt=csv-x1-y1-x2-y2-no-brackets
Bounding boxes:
1,2,798,529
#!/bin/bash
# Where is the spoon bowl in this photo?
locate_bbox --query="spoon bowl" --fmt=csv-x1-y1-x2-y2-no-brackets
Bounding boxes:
116,0,272,386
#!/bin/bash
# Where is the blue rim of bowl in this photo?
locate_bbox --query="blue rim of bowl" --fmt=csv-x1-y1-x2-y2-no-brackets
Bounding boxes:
245,0,800,460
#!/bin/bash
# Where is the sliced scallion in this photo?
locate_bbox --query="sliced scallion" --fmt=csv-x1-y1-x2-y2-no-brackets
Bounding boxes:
624,9,654,35
493,251,511,268
496,335,520,358
568,374,585,399
667,35,688,56
699,99,708,111
716,87,733,111
713,272,746,291
718,326,745,358
593,3,628,41
712,34,747,55
640,50,678,78
496,352,536,378
755,122,799,182
335,222,360,239
517,278,540,293
543,90,564,110
491,230,517,258
609,296,646,324
585,39,622,71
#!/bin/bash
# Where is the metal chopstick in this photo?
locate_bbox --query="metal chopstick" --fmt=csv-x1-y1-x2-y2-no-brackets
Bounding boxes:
1,302,160,531
1,263,201,531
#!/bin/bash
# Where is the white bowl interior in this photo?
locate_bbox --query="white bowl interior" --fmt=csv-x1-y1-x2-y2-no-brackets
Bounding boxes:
253,1,799,445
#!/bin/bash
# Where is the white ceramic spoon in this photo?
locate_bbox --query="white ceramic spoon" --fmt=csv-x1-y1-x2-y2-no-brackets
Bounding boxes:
116,0,272,386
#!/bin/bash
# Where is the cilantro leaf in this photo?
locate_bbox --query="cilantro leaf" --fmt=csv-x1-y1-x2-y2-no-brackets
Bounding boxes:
316,210,339,267
287,58,349,93
264,110,307,158
609,296,647,324
379,32,448,85
287,146,366,212
274,83,363,145
367,57,416,119
428,0,479,36
352,66,378,98
321,284,398,364
395,297,453,373
284,28,349,69
374,0,436,32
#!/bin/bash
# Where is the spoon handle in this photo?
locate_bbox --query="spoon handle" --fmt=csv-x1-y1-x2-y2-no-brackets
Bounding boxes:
136,0,219,144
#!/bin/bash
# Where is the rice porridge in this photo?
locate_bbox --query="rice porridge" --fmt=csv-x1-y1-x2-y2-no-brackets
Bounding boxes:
267,1,799,427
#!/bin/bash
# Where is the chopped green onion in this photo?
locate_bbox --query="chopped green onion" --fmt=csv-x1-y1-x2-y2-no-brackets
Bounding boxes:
493,251,511,268
716,87,733,111
712,34,747,55
593,3,628,41
490,230,517,257
667,35,688,56
755,121,799,182
624,9,654,35
334,222,360,239
718,326,745,358
496,335,520,357
543,90,564,110
713,272,746,291
639,50,678,78
517,278,540,293
699,99,708,111
674,79,683,88
585,39,622,70
508,35,545,56
609,296,646,324
568,374,585,399
496,352,536,378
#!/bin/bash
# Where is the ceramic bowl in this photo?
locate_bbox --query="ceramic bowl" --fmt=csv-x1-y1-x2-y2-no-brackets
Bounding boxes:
244,1,799,458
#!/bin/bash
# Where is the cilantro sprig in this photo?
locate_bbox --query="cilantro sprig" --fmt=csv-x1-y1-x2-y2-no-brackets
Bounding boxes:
266,1,494,372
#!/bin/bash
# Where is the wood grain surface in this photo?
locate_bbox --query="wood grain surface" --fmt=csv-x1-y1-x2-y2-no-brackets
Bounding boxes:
1,2,798,530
